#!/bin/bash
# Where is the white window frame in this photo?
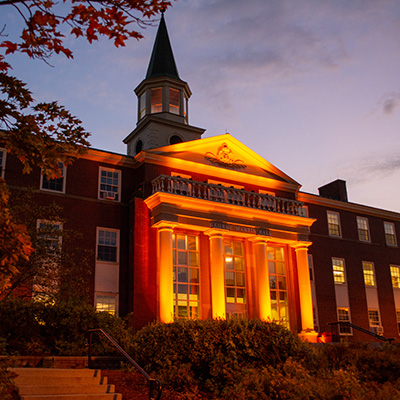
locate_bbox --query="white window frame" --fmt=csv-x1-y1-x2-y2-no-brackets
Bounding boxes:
95,292,118,316
337,307,352,335
384,222,397,247
327,211,341,237
40,163,66,193
168,87,180,115
96,228,119,264
368,309,381,328
98,167,121,202
357,216,370,242
332,257,346,285
0,148,7,179
150,87,163,113
390,265,400,289
139,92,146,120
362,261,376,287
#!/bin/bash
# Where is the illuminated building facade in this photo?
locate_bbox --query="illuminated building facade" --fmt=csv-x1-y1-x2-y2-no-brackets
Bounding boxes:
2,14,400,342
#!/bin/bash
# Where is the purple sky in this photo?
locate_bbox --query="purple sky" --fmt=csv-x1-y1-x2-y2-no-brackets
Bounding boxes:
2,0,400,212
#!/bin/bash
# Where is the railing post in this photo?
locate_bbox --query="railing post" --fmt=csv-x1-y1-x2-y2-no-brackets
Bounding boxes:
87,331,93,369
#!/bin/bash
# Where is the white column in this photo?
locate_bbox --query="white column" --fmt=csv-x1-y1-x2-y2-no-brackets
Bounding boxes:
158,225,174,323
207,231,226,319
294,244,316,337
253,238,271,320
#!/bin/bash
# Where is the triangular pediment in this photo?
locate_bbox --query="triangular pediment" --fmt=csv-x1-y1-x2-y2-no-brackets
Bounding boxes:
142,134,300,191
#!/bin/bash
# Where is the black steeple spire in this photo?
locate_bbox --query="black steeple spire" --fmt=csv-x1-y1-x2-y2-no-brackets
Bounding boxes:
146,11,180,80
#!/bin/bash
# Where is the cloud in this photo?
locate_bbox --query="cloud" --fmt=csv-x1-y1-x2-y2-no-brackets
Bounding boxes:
341,154,400,185
381,91,400,115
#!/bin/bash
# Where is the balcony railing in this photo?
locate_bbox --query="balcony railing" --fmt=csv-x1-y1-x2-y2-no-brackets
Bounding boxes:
151,175,306,217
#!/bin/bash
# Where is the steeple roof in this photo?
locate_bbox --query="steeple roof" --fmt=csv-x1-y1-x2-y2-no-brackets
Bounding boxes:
146,12,180,80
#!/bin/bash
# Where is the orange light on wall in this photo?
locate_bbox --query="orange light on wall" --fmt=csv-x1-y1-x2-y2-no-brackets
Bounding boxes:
158,225,174,323
207,231,226,319
253,239,272,321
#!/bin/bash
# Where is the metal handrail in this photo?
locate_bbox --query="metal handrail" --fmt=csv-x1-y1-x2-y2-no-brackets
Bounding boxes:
87,328,162,400
328,321,395,343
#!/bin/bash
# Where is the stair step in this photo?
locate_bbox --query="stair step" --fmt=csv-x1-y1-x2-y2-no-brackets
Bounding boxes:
19,394,122,400
11,368,99,377
18,384,116,395
10,368,122,400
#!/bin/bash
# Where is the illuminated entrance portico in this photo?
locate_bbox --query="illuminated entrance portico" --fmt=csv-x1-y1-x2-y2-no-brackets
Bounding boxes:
137,134,317,340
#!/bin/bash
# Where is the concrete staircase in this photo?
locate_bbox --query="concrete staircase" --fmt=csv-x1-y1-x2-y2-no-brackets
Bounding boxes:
10,368,122,400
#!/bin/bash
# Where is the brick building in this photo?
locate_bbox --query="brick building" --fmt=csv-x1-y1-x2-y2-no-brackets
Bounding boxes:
2,14,400,342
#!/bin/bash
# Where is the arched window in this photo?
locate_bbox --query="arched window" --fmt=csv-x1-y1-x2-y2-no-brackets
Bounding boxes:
170,135,183,145
135,140,143,155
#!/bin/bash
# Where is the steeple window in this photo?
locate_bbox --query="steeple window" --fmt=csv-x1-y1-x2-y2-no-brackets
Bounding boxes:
151,87,162,113
139,93,146,120
169,88,180,115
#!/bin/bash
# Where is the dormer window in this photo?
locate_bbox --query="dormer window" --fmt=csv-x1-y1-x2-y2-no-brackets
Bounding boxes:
169,88,180,115
151,87,162,113
139,93,146,120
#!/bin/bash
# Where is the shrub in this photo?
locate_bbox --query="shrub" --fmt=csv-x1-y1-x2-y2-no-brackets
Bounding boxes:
131,318,316,394
0,297,134,356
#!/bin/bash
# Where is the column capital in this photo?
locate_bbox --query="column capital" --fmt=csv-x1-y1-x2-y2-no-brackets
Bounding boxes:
204,228,224,239
249,236,269,245
292,241,312,252
154,222,176,232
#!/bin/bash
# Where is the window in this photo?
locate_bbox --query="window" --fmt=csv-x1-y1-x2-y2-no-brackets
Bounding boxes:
169,88,180,114
337,307,352,335
135,140,143,155
384,222,397,246
96,294,117,315
332,258,346,284
41,162,65,192
173,234,200,318
37,220,63,254
139,92,146,120
224,240,246,308
390,265,400,289
97,229,119,262
170,135,183,145
268,246,289,327
99,168,121,201
327,211,341,237
308,254,314,282
0,148,6,179
357,216,370,242
362,262,375,286
368,310,381,327
35,220,63,300
151,87,162,113
396,311,400,334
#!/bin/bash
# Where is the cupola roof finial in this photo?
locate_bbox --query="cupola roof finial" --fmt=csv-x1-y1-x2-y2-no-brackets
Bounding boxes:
145,11,180,80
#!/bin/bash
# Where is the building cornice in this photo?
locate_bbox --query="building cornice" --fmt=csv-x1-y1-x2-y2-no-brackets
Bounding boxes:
298,191,400,221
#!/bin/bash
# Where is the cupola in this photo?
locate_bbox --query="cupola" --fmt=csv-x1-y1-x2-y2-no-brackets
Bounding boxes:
124,11,204,156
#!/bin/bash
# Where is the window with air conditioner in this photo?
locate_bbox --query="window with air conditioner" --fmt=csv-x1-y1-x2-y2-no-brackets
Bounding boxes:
99,167,121,202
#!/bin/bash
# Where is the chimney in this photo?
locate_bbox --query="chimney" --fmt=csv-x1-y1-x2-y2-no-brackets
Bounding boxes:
318,179,348,202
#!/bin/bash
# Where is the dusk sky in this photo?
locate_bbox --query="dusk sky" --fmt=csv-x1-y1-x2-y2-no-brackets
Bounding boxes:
3,0,400,212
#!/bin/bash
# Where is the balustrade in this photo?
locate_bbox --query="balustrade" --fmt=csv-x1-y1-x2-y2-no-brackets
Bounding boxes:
151,175,306,217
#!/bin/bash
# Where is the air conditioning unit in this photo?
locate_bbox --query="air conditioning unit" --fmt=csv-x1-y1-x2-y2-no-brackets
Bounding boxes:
106,191,116,200
371,326,384,335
